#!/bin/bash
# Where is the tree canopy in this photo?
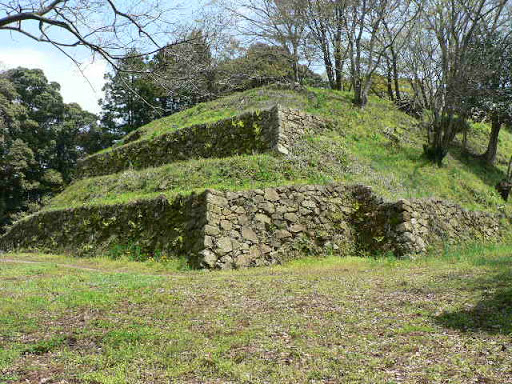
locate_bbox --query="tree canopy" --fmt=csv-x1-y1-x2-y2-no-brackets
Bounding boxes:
0,67,111,232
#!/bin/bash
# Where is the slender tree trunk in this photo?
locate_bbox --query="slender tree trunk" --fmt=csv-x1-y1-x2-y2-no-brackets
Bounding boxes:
292,44,300,83
507,155,512,181
334,56,343,91
318,32,335,89
322,45,335,89
333,35,343,91
390,47,401,101
386,56,394,101
481,117,501,164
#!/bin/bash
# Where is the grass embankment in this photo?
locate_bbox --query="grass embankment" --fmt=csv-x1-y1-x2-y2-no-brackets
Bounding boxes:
1,244,512,383
50,86,511,213
105,87,312,149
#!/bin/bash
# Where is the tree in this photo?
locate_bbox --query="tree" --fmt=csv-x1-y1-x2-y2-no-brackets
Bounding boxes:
0,139,38,229
464,29,512,164
417,0,509,165
0,67,109,232
150,30,217,114
345,0,417,107
100,53,162,135
217,42,323,92
304,0,348,91
229,0,309,83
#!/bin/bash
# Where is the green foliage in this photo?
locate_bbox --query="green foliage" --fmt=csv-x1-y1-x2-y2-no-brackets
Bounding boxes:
464,29,512,125
217,43,324,93
100,51,163,135
150,30,216,114
0,68,111,232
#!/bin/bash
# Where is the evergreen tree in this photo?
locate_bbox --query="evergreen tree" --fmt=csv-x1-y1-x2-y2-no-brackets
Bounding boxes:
0,68,110,232
100,53,162,135
150,30,217,114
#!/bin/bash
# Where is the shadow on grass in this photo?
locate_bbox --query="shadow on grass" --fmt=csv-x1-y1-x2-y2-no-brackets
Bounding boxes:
436,267,512,335
449,146,505,189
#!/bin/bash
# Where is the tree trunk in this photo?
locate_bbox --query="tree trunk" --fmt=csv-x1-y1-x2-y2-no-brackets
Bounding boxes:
333,36,343,91
386,57,394,101
334,56,343,91
353,79,368,107
507,155,512,181
481,118,501,164
424,115,451,167
390,46,400,102
322,47,335,89
318,30,335,89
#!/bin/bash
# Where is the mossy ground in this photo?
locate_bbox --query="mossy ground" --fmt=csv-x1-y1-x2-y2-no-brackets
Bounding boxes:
49,86,511,214
1,244,512,383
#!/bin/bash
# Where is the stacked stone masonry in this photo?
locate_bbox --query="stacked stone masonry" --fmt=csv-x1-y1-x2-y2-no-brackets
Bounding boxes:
0,195,207,263
0,183,503,269
76,106,331,179
2,102,505,267
197,184,503,268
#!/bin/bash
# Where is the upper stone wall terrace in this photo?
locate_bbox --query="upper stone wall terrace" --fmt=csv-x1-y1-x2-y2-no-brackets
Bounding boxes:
76,106,330,179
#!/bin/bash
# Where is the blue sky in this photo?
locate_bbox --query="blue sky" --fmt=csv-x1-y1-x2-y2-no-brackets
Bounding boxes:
0,1,204,114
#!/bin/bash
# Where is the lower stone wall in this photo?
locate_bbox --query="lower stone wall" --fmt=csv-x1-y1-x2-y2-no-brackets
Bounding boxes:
0,183,505,267
198,186,505,268
0,194,207,260
199,184,372,269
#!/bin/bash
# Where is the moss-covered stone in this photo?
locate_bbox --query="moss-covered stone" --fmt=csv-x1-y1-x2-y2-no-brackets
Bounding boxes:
77,106,329,179
0,183,503,269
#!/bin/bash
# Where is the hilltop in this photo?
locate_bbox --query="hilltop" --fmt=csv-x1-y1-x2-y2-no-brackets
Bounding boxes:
0,85,510,267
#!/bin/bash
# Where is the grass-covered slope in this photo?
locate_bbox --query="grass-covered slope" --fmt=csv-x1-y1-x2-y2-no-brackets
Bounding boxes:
49,85,510,213
108,86,313,149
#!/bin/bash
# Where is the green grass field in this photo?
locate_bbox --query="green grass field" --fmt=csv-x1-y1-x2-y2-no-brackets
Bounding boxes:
1,245,512,383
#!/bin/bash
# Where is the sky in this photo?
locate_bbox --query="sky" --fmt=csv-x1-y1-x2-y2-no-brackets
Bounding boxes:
0,43,107,114
0,1,203,114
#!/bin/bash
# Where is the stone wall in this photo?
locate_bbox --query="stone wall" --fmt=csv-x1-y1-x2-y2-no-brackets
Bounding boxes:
198,184,370,269
76,106,330,179
197,185,504,268
275,107,330,155
0,183,504,268
389,198,501,254
0,194,207,260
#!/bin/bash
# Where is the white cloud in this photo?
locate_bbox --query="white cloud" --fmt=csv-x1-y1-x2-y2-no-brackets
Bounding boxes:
0,48,107,114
